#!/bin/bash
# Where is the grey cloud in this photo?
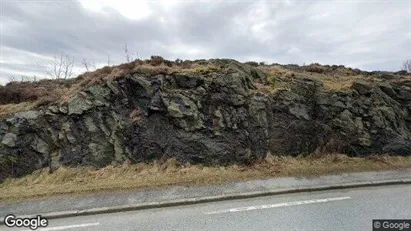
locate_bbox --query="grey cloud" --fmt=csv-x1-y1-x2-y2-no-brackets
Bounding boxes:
0,0,410,84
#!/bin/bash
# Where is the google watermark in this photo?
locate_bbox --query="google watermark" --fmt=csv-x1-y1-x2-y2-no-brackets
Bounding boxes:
3,214,48,230
373,219,411,231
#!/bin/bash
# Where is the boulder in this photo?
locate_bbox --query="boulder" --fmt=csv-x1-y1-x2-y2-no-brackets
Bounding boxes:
352,81,373,95
1,133,17,147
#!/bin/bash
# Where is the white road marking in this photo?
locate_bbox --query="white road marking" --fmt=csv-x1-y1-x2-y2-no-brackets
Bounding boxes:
21,222,100,231
204,196,351,214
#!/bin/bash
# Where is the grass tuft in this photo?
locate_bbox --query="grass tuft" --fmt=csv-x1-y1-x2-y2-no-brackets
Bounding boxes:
1,154,410,203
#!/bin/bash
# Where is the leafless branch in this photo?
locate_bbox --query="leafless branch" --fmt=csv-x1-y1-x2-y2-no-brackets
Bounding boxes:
81,58,97,72
81,58,90,72
123,43,137,63
46,53,75,79
402,60,411,73
20,75,29,82
8,76,16,82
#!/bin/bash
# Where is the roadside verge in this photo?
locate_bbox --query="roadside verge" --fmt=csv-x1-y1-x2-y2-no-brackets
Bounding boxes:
1,169,410,224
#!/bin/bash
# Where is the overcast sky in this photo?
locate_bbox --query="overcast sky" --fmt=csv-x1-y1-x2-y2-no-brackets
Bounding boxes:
0,0,410,84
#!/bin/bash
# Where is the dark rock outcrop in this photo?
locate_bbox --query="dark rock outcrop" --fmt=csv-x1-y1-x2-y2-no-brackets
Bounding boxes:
1,60,410,180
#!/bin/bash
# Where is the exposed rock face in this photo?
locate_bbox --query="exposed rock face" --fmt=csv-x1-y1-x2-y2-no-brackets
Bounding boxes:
1,60,410,180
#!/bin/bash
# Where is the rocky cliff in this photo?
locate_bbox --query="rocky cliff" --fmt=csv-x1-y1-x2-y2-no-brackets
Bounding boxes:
1,59,410,181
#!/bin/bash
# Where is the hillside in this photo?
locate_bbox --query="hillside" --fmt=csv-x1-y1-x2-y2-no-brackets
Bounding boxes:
1,58,411,181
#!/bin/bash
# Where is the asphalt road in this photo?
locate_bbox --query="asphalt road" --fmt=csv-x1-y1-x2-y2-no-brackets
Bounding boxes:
1,185,410,231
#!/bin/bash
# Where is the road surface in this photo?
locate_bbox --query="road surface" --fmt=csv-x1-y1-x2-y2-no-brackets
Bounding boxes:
2,185,410,231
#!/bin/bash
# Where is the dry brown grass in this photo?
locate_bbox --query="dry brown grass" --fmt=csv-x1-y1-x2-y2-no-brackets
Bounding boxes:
257,65,376,92
0,102,36,119
59,60,221,103
1,60,409,117
305,63,328,74
0,86,69,120
320,75,365,92
258,65,291,77
132,62,221,76
0,79,73,117
1,153,410,203
253,82,290,95
1,59,406,99
129,107,143,124
311,74,403,92
0,59,222,118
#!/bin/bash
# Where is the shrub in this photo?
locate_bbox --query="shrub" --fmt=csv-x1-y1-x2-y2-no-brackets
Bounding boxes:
192,65,220,74
0,80,71,105
135,59,144,65
352,68,361,75
395,70,409,75
0,77,79,109
245,61,259,67
118,63,135,72
163,59,173,67
268,75,276,85
175,59,183,65
195,59,207,65
306,63,327,73
101,66,113,74
181,60,192,69
150,56,164,66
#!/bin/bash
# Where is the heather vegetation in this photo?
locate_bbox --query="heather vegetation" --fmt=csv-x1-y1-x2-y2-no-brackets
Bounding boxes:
1,57,409,115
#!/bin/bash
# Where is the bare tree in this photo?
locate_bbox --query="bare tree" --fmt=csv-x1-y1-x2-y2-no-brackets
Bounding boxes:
81,58,90,72
402,60,411,73
20,75,29,82
81,58,97,72
123,44,132,62
46,53,75,79
8,76,16,82
123,44,137,63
